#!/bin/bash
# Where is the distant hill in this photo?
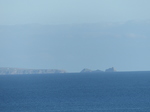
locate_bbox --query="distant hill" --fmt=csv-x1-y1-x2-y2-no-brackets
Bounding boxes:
105,67,116,72
80,67,116,73
80,68,93,73
0,67,66,75
80,68,103,73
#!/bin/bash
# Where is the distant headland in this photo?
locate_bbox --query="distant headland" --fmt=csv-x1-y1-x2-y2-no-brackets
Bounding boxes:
80,67,116,73
0,67,116,75
0,67,66,75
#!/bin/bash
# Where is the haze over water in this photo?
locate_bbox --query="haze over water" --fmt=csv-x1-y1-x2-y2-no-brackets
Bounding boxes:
0,0,150,72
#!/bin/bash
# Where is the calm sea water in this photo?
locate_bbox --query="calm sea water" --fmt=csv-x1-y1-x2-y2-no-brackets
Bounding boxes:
0,72,150,112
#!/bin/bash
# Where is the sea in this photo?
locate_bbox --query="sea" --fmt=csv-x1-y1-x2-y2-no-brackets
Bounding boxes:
0,72,150,112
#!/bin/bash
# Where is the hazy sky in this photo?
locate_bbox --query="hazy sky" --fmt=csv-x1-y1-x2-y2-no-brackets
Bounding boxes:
1,0,150,25
0,0,150,72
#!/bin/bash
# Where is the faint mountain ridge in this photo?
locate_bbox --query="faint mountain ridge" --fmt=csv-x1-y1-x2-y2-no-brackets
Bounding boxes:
1,20,150,39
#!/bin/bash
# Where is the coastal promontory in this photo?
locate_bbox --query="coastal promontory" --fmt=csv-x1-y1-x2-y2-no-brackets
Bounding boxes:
0,67,117,75
0,67,66,75
80,67,116,73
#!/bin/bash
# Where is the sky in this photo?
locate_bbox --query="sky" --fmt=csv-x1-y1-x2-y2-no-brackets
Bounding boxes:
0,0,150,72
1,0,150,25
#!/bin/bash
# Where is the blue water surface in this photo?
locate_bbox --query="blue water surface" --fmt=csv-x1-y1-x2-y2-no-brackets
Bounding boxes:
0,72,150,112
